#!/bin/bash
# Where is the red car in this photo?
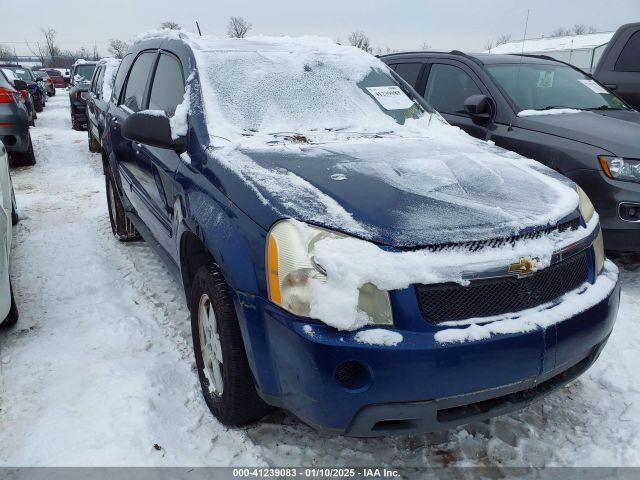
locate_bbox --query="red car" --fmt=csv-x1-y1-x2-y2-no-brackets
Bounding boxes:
41,69,65,88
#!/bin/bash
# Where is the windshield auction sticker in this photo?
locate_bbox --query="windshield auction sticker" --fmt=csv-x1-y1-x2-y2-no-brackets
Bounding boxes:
366,86,415,110
578,79,609,94
537,71,554,88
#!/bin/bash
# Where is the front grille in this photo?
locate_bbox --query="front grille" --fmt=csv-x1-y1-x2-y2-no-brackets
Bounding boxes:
424,217,580,253
416,251,589,323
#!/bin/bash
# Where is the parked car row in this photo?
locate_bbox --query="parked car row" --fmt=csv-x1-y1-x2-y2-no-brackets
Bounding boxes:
0,67,37,166
78,30,629,437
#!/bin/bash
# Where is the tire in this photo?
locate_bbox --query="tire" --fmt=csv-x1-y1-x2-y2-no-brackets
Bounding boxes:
88,131,100,153
71,117,83,131
2,280,18,327
34,97,43,113
190,264,271,426
105,166,140,241
8,134,36,167
10,183,18,225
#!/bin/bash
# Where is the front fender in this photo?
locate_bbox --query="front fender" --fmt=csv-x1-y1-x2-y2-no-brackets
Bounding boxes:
176,168,264,296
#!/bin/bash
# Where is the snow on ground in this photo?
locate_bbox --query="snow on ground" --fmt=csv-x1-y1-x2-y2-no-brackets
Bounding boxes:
1,93,640,467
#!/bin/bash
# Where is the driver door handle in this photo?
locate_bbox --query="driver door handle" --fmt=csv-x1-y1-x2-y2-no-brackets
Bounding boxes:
604,84,618,90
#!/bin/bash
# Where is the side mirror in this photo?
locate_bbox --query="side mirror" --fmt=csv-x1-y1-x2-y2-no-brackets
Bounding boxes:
464,94,494,122
122,111,187,153
13,79,27,91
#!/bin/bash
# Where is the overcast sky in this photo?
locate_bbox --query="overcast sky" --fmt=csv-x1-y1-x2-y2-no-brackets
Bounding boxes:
1,0,638,56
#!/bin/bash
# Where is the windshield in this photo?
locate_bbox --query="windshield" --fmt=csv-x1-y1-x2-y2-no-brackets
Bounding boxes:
197,49,425,141
73,64,96,84
486,63,629,112
5,67,34,82
47,69,62,76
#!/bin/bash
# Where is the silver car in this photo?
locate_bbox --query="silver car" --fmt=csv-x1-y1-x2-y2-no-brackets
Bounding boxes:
0,69,35,167
0,140,18,327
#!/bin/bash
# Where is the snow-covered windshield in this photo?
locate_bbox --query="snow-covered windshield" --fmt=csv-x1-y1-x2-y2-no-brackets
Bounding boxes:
487,63,629,112
73,64,96,84
196,47,425,141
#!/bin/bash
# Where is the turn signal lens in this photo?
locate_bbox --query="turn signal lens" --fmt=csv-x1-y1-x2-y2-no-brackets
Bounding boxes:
577,186,595,223
593,229,605,274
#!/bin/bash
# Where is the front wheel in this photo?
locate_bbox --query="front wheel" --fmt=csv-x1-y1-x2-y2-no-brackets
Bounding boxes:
2,280,18,327
11,182,18,225
105,167,140,241
190,264,271,426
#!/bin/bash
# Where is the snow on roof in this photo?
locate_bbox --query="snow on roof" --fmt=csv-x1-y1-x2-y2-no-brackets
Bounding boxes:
487,32,614,54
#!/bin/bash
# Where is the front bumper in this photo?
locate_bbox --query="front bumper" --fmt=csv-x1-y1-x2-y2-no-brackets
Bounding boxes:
234,263,619,436
568,169,640,251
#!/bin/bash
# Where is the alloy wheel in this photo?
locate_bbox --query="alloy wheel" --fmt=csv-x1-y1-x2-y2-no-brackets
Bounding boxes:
198,293,224,396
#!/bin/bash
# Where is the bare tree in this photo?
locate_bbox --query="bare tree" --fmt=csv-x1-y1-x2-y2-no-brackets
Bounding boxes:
485,38,495,51
108,38,129,59
91,43,101,61
160,21,181,30
495,33,512,46
0,44,13,62
41,28,60,64
421,41,431,50
375,46,399,56
572,24,588,35
348,30,372,53
27,41,48,66
572,24,597,35
227,16,252,38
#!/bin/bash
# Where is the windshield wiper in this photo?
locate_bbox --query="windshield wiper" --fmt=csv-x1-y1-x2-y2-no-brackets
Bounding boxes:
585,105,625,111
540,105,581,111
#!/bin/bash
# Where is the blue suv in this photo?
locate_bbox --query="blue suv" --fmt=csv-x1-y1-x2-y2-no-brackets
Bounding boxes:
101,32,620,436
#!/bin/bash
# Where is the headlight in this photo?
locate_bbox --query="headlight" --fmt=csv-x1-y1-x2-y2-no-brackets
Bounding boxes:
577,186,595,223
599,156,640,182
80,91,89,100
266,219,393,326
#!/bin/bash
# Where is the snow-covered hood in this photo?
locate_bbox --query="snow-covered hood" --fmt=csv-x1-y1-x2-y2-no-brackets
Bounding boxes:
211,133,579,248
516,110,640,158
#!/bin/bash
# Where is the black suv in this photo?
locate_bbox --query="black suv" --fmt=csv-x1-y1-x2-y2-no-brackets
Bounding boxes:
594,22,640,110
381,52,640,251
68,61,97,130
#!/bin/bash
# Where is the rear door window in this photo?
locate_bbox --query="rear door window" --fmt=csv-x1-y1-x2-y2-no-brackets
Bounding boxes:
91,66,102,94
393,63,424,89
112,54,135,103
615,31,640,72
424,63,483,115
148,54,185,116
122,51,157,112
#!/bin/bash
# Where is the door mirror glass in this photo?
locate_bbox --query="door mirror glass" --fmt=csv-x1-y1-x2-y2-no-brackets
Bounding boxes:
464,94,493,121
122,111,186,153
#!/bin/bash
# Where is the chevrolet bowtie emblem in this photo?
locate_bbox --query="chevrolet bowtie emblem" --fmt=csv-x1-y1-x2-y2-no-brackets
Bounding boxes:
508,258,539,277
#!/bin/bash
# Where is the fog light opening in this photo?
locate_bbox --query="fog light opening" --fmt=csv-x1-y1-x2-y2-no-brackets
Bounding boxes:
619,203,640,222
335,360,372,391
